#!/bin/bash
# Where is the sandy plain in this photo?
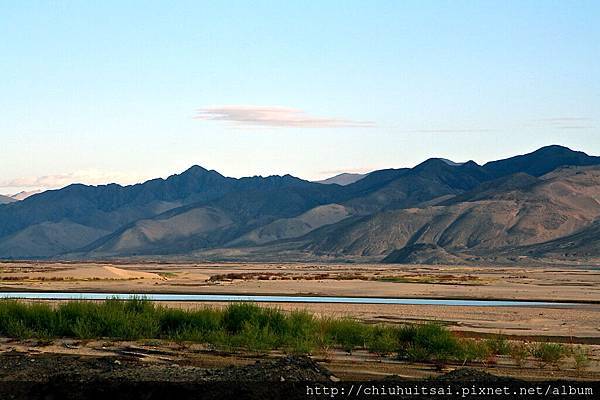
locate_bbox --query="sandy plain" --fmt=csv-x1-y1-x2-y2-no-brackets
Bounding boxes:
1,261,600,340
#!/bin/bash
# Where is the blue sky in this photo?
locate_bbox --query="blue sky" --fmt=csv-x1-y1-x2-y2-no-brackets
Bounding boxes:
1,1,599,193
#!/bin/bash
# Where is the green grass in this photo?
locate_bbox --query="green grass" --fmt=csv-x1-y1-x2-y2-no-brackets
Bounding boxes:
571,346,590,371
530,342,567,366
396,323,462,362
509,342,529,367
485,336,511,356
0,299,576,366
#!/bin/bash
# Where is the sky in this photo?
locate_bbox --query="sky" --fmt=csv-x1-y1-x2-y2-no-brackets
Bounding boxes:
1,1,599,194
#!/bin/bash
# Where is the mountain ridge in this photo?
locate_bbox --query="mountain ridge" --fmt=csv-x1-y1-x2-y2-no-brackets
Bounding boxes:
2,145,600,263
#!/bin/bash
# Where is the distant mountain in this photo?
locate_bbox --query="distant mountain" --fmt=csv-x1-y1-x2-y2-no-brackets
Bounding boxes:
2,145,600,262
315,173,367,186
341,158,490,214
308,165,600,261
80,176,344,257
483,145,600,178
10,190,42,201
0,195,17,205
0,166,238,257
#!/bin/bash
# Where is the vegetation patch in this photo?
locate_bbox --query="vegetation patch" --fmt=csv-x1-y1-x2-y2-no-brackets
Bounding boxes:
0,299,581,368
208,272,484,285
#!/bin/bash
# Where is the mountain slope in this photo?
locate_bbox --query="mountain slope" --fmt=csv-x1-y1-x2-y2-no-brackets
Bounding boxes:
0,222,110,258
341,159,490,214
86,156,498,256
82,207,234,256
227,204,353,246
516,220,600,258
306,166,600,259
0,166,248,258
81,179,346,257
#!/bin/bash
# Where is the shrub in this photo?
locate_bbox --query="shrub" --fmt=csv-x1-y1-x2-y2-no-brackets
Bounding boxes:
459,339,492,363
509,342,529,367
398,323,460,363
367,326,397,355
571,346,590,371
222,303,265,333
284,310,318,353
324,318,369,353
2,298,552,367
485,336,511,355
531,342,566,366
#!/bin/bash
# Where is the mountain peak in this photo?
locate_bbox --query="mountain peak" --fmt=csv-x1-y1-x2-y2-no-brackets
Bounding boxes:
533,144,581,155
182,165,211,175
484,145,600,178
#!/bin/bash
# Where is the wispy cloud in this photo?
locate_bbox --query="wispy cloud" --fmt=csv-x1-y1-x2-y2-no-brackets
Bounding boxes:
194,105,375,128
398,128,495,133
530,117,595,130
0,170,149,190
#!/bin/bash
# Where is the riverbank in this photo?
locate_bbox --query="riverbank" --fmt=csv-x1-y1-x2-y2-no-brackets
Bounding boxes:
2,261,600,340
2,261,600,303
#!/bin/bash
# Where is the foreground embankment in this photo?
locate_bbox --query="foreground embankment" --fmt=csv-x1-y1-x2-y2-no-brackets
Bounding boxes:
0,299,598,379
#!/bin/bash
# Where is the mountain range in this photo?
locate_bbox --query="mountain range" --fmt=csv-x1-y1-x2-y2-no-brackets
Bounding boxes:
1,145,600,264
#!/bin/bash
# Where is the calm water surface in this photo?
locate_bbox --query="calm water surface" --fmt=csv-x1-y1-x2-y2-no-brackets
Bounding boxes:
0,292,579,307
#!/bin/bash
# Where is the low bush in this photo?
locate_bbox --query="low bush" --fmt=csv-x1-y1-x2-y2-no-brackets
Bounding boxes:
366,326,397,355
459,339,492,363
531,342,567,366
0,299,576,367
571,346,590,371
397,323,461,363
323,318,369,353
485,336,511,355
509,342,530,367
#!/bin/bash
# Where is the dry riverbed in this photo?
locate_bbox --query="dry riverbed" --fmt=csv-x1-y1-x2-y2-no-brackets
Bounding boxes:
2,261,600,340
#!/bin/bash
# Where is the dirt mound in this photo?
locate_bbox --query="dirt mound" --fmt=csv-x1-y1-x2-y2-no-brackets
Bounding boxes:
216,356,332,381
383,367,522,385
0,352,333,400
432,367,521,384
0,351,331,383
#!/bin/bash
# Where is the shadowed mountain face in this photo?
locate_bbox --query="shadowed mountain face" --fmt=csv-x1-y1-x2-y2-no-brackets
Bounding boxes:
483,145,600,178
1,145,600,261
307,166,600,259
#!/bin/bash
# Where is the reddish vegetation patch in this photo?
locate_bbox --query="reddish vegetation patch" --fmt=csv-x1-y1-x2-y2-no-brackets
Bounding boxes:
208,272,482,285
